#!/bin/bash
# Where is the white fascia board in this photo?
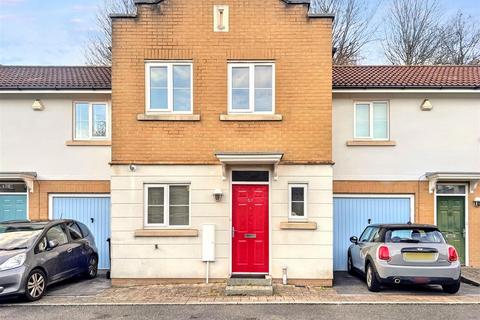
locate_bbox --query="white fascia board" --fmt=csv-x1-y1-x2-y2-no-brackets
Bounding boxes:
333,89,480,94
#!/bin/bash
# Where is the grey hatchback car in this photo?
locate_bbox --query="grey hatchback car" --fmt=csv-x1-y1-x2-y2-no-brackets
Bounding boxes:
348,224,461,294
0,220,98,301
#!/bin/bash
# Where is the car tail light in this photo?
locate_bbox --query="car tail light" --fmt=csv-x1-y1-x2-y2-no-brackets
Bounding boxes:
448,246,458,262
378,245,390,261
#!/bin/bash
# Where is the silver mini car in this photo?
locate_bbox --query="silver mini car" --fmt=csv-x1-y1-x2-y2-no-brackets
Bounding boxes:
0,220,98,301
348,224,461,293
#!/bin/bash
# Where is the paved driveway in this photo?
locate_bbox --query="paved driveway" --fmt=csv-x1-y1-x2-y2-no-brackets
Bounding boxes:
45,271,111,297
0,271,111,304
334,271,480,296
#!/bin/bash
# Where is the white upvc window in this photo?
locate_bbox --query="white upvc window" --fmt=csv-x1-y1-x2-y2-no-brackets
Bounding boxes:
228,62,275,114
354,101,389,140
144,184,191,228
145,62,193,114
74,102,109,140
289,184,308,220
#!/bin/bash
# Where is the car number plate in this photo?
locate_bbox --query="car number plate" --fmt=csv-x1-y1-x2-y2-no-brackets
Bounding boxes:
403,252,436,262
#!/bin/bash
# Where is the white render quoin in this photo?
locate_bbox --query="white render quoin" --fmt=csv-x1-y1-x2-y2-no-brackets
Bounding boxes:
110,164,333,281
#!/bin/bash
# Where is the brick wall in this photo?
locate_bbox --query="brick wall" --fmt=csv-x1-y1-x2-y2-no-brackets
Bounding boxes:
334,181,480,267
29,180,110,221
111,0,333,165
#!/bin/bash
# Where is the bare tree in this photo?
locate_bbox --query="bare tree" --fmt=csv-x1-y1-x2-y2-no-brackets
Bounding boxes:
435,12,480,65
312,0,378,65
383,0,441,65
85,0,136,66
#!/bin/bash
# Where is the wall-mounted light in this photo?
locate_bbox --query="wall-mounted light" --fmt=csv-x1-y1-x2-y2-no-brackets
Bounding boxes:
420,99,433,111
213,189,223,202
32,99,44,111
474,197,480,208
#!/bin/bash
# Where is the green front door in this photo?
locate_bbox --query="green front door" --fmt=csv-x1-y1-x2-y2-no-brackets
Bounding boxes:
437,196,466,264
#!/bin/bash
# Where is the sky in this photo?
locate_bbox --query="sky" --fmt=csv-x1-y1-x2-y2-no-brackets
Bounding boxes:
1,0,480,66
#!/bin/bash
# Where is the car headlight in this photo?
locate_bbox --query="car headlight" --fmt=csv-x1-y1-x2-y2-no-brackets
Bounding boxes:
0,253,27,271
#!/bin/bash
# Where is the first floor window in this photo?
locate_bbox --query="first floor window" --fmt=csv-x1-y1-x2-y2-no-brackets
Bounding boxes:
289,184,307,219
146,62,193,113
354,101,389,140
74,102,108,140
145,184,190,227
229,62,275,114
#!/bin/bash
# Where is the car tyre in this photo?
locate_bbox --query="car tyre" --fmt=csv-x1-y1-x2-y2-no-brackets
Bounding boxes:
24,269,47,302
365,263,381,292
442,281,461,294
85,255,98,279
347,253,354,275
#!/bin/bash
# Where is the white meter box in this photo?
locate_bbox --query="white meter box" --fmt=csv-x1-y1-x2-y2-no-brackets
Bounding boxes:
202,224,215,262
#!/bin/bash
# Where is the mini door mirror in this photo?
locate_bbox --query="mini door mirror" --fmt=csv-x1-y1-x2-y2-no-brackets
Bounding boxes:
350,236,358,244
48,239,59,249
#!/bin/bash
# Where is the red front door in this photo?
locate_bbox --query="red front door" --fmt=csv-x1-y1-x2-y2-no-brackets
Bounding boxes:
232,184,269,273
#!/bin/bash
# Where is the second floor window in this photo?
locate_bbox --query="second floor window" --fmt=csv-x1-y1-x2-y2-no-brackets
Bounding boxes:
145,62,193,113
74,102,108,140
228,62,275,114
354,101,389,140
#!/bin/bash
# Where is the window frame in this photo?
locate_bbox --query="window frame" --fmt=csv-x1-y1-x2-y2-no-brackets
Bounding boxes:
144,183,191,228
288,183,308,220
145,61,194,114
73,101,110,141
228,62,276,115
353,101,390,141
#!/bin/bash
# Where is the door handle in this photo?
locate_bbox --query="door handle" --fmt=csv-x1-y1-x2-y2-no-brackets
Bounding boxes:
90,218,94,223
232,227,235,238
67,248,73,253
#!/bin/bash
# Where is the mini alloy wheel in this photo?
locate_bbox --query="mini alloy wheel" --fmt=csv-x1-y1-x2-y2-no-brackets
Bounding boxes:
25,270,46,301
366,264,381,292
347,255,354,275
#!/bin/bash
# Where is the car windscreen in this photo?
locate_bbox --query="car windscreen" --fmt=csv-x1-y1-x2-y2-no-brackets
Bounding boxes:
0,225,44,250
385,228,445,244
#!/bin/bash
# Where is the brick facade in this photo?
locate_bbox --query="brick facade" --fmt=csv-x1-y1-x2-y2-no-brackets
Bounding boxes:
28,180,110,221
111,0,333,165
334,180,480,267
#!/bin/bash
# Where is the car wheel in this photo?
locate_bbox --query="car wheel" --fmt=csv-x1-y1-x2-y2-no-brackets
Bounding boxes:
347,254,354,275
24,269,47,301
85,255,98,279
365,263,381,292
442,281,461,294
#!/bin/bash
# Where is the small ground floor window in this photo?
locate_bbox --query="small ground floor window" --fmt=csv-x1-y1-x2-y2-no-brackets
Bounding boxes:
145,184,190,228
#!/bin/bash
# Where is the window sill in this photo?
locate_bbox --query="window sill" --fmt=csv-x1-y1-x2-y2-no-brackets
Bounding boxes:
66,140,111,146
220,114,283,121
137,114,201,121
346,140,396,147
279,221,317,230
134,229,199,237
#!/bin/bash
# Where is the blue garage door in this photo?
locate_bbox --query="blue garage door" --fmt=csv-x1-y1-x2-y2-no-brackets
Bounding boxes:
0,195,27,222
52,196,111,269
333,196,412,271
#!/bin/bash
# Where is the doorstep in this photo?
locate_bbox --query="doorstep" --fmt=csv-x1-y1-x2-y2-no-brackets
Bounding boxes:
461,267,480,286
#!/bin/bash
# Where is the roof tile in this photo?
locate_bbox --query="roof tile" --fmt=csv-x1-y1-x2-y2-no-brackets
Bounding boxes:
333,65,480,89
0,66,111,90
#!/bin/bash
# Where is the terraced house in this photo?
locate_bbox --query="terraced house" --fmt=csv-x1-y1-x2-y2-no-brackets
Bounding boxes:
109,0,335,286
1,0,479,288
0,66,112,270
